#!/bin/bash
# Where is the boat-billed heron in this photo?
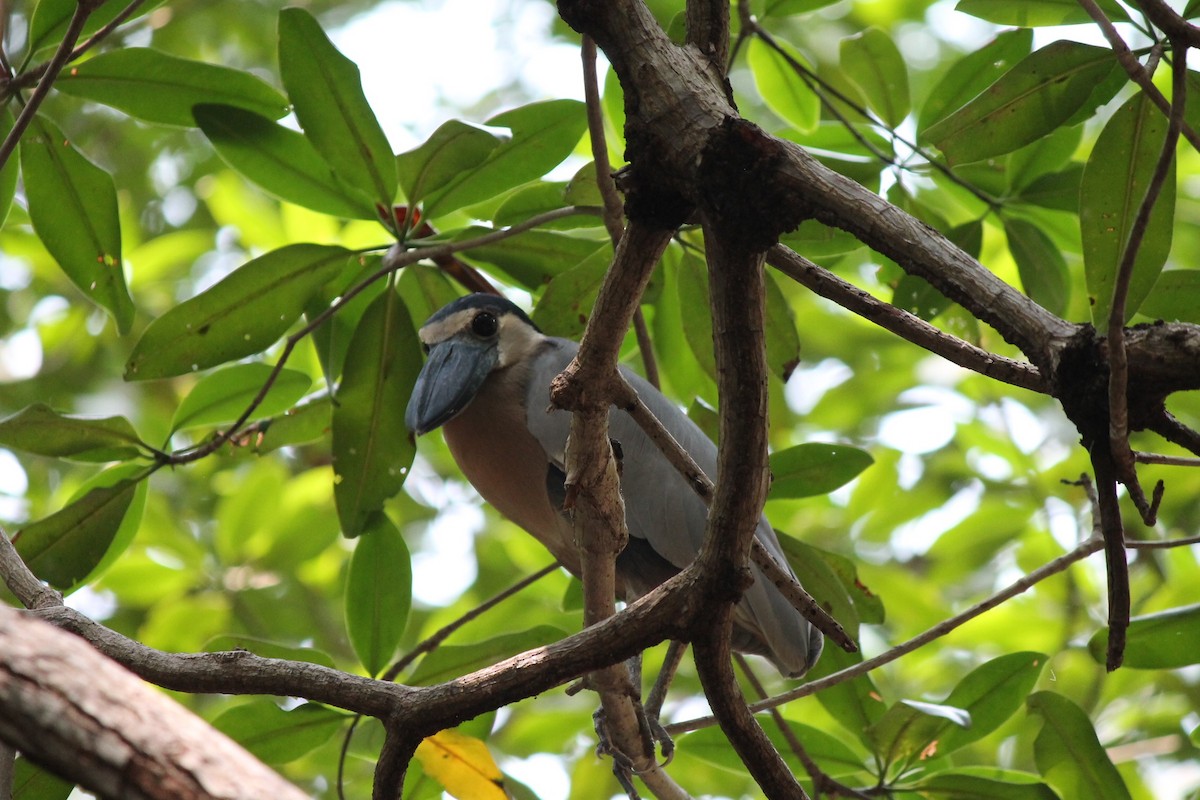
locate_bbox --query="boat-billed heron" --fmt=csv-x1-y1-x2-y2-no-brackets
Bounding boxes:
405,293,823,678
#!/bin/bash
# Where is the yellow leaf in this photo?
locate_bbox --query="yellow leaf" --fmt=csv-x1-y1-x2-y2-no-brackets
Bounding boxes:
414,730,507,800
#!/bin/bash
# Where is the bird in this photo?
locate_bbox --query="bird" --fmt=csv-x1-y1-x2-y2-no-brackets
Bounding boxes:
405,292,823,678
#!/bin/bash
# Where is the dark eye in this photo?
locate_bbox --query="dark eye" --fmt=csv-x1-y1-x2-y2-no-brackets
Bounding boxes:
471,312,498,338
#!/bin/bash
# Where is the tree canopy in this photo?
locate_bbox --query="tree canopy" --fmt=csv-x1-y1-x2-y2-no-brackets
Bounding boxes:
2,0,1200,798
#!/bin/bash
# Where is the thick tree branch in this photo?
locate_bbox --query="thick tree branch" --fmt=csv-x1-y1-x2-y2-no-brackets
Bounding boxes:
0,606,308,800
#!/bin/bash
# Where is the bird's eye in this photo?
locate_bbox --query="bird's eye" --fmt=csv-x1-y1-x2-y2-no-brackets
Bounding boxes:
471,312,499,338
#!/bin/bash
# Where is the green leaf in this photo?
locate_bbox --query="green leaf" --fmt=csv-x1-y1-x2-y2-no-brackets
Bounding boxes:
460,228,608,290
747,37,820,134
809,645,888,745
1004,218,1069,317
936,652,1048,755
423,100,587,218
923,42,1118,165
125,244,351,380
13,472,141,590
0,404,147,461
345,512,412,676
396,119,507,206
408,626,569,685
1027,692,1131,800
0,107,16,227
764,270,801,381
1088,603,1200,669
531,248,611,339
1081,91,1176,325
778,537,862,638
21,115,133,333
919,29,1032,132
194,105,377,219
763,0,842,17
255,398,332,453
278,7,397,206
55,48,288,127
212,700,346,764
955,0,1128,26
170,363,311,434
1141,270,1200,323
769,443,873,499
913,768,1059,799
12,756,75,800
867,698,970,770
677,250,717,381
26,0,167,58
840,28,910,127
682,721,864,776
331,288,422,537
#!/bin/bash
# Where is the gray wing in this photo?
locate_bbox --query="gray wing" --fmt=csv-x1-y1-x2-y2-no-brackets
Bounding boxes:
525,337,820,676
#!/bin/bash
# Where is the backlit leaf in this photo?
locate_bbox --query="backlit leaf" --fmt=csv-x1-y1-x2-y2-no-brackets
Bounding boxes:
396,119,507,206
1088,603,1200,669
956,0,1128,26
747,37,820,134
212,700,346,764
194,105,377,219
331,288,422,537
345,512,411,676
936,652,1048,756
769,443,874,499
125,244,350,380
56,49,288,127
27,0,167,57
1004,218,1069,317
919,29,1032,132
415,730,507,800
840,28,910,127
169,363,312,434
1141,270,1200,323
914,768,1059,799
923,42,1118,165
21,115,132,333
1027,692,1131,800
1081,91,1176,325
0,404,147,462
278,7,397,205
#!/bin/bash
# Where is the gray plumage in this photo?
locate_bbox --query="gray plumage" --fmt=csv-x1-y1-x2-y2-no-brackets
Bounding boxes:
406,293,822,678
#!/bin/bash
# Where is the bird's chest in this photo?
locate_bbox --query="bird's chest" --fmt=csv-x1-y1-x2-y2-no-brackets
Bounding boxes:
442,376,580,572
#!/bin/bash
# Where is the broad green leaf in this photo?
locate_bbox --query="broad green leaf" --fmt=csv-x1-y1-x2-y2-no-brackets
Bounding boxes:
278,7,397,206
1016,165,1084,212
936,652,1048,755
212,700,346,764
1006,125,1082,192
919,29,1032,132
194,105,377,219
494,182,592,230
840,28,910,127
68,463,148,591
345,513,411,676
768,443,873,499
26,0,167,58
1141,270,1200,323
0,107,16,226
682,721,865,776
1088,603,1200,669
1081,91,1176,325
169,363,311,433
808,645,887,746
867,698,970,770
255,397,332,453
13,473,141,590
764,270,801,381
396,119,507,206
1004,218,1069,317
1027,692,1131,800
531,248,611,338
423,100,587,218
747,37,820,134
21,115,133,333
778,537,862,638
331,288,422,537
56,49,288,127
893,275,952,321
414,731,507,800
763,0,842,17
0,404,147,461
12,756,75,800
923,42,1118,165
1187,0,1200,18
460,228,608,290
125,244,350,380
955,0,1129,26
408,625,569,685
677,250,717,380
913,769,1059,799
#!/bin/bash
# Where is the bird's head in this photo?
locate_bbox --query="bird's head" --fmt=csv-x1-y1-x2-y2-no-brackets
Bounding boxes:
405,293,543,435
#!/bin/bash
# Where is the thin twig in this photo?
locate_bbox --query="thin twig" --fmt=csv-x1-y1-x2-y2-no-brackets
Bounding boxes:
1105,37,1186,526
0,525,61,609
164,206,594,466
1126,533,1200,549
1133,451,1200,466
7,0,149,92
0,0,99,171
666,535,1106,735
768,246,1048,393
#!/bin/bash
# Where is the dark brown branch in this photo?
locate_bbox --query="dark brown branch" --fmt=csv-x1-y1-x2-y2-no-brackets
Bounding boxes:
685,0,730,69
768,246,1048,393
371,725,419,800
0,606,309,800
693,224,806,798
0,0,100,171
1091,449,1130,671
1137,0,1200,49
